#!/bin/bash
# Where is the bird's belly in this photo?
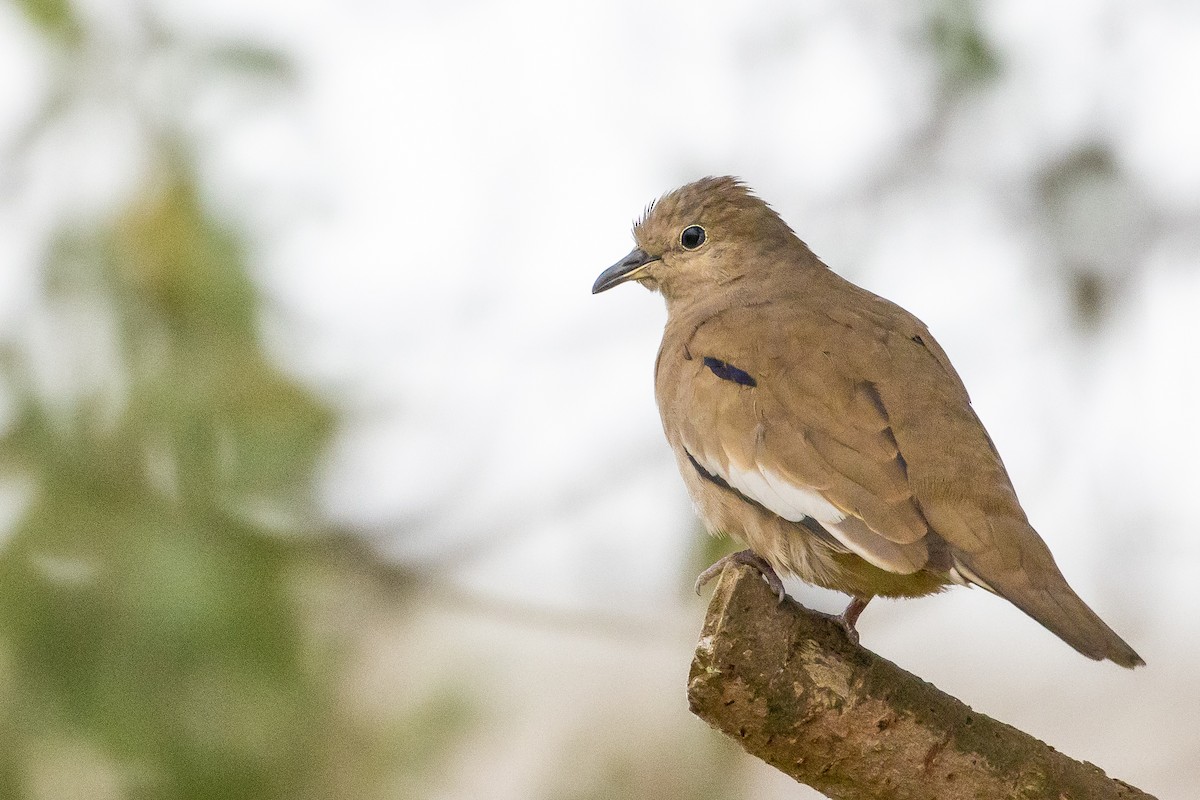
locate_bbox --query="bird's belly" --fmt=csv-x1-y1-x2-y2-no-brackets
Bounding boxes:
685,473,948,599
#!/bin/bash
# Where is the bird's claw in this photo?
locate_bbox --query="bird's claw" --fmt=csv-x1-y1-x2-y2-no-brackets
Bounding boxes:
811,596,870,645
695,549,787,604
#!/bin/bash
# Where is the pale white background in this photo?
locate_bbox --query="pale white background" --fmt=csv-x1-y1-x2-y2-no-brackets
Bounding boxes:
2,0,1198,797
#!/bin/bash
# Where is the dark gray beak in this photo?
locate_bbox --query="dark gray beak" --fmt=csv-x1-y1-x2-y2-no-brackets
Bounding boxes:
592,248,659,294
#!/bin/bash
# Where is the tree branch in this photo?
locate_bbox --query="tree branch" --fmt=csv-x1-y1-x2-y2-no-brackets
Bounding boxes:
687,564,1155,800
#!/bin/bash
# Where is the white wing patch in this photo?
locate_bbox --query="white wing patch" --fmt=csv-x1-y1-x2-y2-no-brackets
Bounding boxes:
691,450,845,524
688,445,928,576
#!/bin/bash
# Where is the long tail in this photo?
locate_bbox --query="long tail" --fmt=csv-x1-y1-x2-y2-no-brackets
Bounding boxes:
997,575,1144,668
958,522,1144,668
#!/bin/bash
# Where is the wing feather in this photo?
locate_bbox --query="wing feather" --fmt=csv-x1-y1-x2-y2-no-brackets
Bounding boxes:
669,301,933,576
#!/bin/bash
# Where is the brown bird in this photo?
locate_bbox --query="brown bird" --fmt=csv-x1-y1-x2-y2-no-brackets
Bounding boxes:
592,176,1143,668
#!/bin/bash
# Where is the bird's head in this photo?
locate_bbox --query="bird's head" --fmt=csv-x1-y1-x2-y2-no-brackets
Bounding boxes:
592,176,803,303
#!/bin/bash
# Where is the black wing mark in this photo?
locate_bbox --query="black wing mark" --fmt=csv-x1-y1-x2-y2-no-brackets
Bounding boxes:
702,356,756,387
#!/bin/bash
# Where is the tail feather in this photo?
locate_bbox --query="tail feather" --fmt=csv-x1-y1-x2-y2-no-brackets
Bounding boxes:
1000,580,1144,668
955,519,1144,668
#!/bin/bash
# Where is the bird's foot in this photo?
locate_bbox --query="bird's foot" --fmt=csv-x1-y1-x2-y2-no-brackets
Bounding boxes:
812,596,872,645
695,549,787,604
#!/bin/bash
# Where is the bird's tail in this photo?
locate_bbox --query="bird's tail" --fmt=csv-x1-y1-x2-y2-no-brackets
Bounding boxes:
961,522,1144,668
1000,575,1144,668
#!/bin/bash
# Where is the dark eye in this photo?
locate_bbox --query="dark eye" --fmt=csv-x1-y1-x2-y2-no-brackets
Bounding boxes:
680,225,706,250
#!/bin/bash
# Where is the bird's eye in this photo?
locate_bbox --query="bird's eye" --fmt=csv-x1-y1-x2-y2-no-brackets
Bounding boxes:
680,225,706,250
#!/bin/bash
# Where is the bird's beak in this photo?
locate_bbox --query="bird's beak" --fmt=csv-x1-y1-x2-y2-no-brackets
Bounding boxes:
592,248,660,294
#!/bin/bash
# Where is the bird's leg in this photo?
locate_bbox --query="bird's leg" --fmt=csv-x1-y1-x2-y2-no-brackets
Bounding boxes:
833,596,871,645
695,549,787,603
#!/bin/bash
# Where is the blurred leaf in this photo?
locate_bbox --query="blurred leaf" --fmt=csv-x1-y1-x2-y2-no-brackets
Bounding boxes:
203,43,297,87
1037,144,1150,332
926,0,1000,88
1070,270,1108,330
12,0,80,43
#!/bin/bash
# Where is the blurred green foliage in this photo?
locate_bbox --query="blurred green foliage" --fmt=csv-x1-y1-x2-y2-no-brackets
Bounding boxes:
0,155,331,799
0,5,464,799
925,0,1000,88
13,0,80,43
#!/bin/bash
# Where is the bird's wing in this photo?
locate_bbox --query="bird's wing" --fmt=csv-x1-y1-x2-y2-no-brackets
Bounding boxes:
660,297,934,575
840,298,1145,666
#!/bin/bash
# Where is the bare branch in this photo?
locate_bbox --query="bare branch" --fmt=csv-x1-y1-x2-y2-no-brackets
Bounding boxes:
688,565,1154,800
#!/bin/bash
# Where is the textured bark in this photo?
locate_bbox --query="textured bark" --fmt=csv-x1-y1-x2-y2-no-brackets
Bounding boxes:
688,564,1154,800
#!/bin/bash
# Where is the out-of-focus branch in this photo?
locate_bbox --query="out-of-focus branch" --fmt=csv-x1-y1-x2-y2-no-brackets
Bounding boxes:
688,565,1155,800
